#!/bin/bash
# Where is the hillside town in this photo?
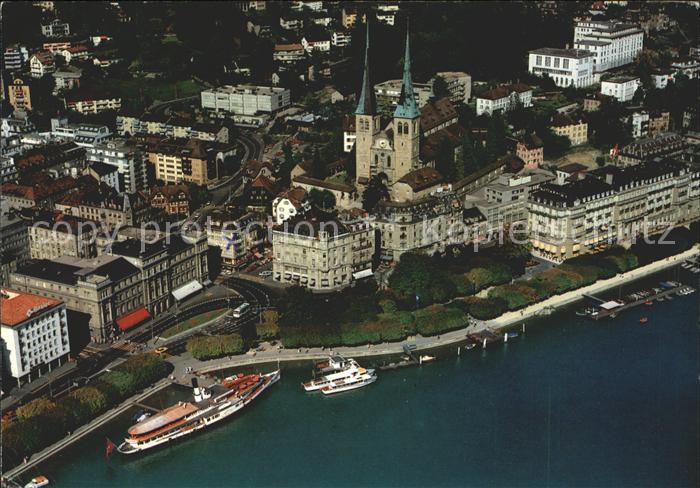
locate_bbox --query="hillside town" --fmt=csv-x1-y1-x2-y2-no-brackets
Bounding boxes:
1,2,699,484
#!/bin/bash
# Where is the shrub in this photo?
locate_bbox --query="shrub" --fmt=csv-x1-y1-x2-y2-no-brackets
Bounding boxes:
414,305,466,336
488,284,540,310
186,334,245,360
256,310,280,340
467,297,507,320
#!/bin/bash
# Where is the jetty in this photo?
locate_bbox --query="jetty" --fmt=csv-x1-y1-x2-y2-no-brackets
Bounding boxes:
590,282,686,320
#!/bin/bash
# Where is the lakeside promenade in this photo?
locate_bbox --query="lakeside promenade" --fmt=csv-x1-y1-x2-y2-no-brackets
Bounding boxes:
4,246,697,481
191,246,699,374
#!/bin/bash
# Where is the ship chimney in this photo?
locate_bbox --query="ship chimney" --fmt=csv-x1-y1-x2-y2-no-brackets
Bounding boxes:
192,378,202,402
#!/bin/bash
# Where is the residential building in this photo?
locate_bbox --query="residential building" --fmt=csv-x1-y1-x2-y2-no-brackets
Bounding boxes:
342,8,365,29
86,161,120,192
87,139,148,193
58,45,90,64
648,111,670,137
201,85,291,116
374,79,433,110
293,175,360,210
3,45,29,71
76,191,151,230
392,167,444,202
475,83,533,116
528,159,698,262
1,176,77,209
50,118,112,147
272,187,310,224
272,214,374,291
301,37,331,53
342,115,356,153
583,92,614,112
617,133,686,166
573,20,643,73
206,207,265,268
528,48,595,88
146,137,234,186
651,70,674,90
279,15,304,31
433,71,471,104
272,44,306,65
601,76,640,102
516,134,544,169
671,58,700,79
116,112,229,143
0,199,30,284
52,65,82,93
42,40,72,53
41,18,70,37
149,184,190,216
28,211,97,260
629,110,650,139
331,31,352,48
551,113,588,146
376,3,399,25
64,91,122,114
10,255,143,342
291,1,323,11
29,51,55,78
7,78,32,111
1,289,69,386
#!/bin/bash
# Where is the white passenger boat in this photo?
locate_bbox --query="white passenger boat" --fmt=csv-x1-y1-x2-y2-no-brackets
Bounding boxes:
303,356,376,393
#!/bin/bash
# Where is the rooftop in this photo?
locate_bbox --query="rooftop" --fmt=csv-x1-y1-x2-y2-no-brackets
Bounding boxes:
0,289,62,327
530,47,594,59
397,167,444,192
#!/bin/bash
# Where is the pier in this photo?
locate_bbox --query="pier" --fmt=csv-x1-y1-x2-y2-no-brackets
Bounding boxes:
592,284,686,320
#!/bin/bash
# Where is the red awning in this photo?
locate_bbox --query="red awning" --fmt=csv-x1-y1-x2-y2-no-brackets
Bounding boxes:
116,307,151,331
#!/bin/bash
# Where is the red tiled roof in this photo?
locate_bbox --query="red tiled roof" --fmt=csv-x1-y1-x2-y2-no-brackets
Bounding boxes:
275,43,304,51
0,289,62,327
116,307,151,331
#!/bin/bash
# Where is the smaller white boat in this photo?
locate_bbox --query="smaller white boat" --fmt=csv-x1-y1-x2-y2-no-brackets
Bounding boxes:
319,367,377,395
419,355,436,363
24,476,50,488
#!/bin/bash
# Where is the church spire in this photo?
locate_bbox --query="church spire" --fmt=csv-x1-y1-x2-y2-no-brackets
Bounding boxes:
355,21,376,116
394,19,419,119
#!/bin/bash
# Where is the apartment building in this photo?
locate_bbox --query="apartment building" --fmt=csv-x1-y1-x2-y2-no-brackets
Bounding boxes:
28,212,97,260
528,159,698,262
550,113,588,146
475,83,533,116
273,44,306,65
115,112,229,143
1,289,69,386
331,31,352,48
10,255,143,343
29,51,55,78
374,79,433,110
528,48,595,88
87,139,149,193
272,213,375,291
516,133,544,169
617,133,686,166
52,65,82,93
41,18,70,37
272,187,310,224
434,71,472,104
3,45,29,71
573,20,644,73
201,85,291,116
149,184,190,216
146,137,234,186
601,76,640,102
206,207,265,268
0,199,30,285
77,191,151,230
7,78,32,111
64,91,122,114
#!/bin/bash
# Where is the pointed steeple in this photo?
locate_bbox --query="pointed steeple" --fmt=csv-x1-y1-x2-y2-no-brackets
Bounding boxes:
394,19,419,119
355,21,376,116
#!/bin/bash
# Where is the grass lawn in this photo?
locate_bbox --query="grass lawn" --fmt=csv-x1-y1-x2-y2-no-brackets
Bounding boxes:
160,308,227,339
100,78,205,102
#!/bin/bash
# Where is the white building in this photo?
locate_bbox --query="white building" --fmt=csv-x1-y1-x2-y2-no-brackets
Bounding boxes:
376,4,399,25
475,83,533,116
50,118,112,147
331,31,352,48
4,45,29,71
629,111,649,139
29,51,55,78
52,65,82,93
201,85,291,116
87,139,149,193
528,48,595,88
291,1,324,11
273,44,306,64
374,79,433,109
601,76,640,102
64,93,122,114
573,20,643,73
301,37,331,53
671,59,700,79
1,289,70,387
41,18,70,37
272,187,310,224
652,71,674,89
433,71,472,104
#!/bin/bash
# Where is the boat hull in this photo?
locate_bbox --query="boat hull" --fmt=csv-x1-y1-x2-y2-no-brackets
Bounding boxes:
321,375,377,395
118,371,280,455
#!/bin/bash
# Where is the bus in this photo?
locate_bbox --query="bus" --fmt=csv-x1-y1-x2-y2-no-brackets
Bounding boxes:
232,302,251,318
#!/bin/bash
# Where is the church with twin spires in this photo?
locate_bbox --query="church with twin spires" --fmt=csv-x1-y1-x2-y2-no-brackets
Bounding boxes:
354,22,423,191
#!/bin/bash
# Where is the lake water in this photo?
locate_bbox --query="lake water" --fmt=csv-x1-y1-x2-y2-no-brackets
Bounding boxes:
22,274,700,487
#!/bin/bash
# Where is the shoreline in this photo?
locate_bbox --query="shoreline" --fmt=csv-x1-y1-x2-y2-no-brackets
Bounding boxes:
195,246,699,374
4,247,697,481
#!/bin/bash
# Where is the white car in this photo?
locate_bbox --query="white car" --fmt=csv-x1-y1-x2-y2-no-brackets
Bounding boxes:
259,270,272,277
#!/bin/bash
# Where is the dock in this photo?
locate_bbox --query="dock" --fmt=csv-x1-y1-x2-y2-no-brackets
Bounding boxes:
467,329,502,347
132,402,159,413
592,284,685,320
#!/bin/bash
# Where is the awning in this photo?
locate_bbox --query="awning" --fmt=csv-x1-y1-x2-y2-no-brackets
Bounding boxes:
353,268,374,280
172,280,203,301
116,307,151,331
600,300,623,310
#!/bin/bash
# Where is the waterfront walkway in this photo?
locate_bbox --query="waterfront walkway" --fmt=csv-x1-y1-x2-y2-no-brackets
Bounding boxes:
185,247,699,375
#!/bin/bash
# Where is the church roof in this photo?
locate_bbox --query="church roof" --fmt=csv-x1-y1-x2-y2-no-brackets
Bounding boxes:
393,21,420,120
355,22,376,116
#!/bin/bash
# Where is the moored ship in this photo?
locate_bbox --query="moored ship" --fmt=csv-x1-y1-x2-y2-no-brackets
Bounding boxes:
118,370,280,454
303,356,376,394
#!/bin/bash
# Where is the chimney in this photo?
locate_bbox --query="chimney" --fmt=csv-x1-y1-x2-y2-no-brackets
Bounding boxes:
566,43,570,50
192,378,202,402
605,173,613,185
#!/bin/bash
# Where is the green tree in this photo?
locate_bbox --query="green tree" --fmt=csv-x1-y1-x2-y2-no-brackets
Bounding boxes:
311,147,325,179
484,113,507,162
186,334,245,360
362,174,389,211
432,75,449,100
256,310,280,340
435,137,456,181
16,398,59,421
309,188,336,211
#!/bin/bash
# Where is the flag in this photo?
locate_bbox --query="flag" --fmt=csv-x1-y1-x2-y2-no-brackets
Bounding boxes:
105,437,116,459
609,144,619,160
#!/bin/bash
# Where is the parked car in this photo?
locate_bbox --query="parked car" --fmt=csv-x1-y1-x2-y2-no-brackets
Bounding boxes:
259,270,272,277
